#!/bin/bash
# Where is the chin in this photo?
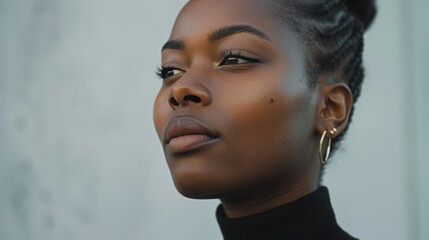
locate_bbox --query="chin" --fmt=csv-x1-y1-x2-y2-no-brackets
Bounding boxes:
174,182,222,199
178,189,220,199
170,170,228,199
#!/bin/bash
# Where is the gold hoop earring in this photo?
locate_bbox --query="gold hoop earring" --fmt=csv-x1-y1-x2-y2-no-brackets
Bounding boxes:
319,128,337,164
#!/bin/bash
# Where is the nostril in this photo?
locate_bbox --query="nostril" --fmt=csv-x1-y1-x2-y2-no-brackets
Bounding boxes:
184,95,201,103
169,97,180,106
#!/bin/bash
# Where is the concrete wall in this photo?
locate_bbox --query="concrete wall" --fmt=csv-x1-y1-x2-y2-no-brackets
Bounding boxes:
0,0,427,239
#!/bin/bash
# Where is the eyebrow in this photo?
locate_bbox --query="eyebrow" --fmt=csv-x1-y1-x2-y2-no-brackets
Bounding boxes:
161,24,270,52
208,24,270,42
162,39,184,51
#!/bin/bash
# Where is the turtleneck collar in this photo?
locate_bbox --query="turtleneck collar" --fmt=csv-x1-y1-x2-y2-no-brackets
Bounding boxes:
216,187,357,240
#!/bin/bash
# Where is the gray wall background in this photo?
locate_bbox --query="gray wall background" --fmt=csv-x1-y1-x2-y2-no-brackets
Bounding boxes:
0,0,427,240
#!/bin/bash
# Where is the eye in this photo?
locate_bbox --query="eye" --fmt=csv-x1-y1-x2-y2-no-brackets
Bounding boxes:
220,56,250,65
156,66,185,80
218,50,262,66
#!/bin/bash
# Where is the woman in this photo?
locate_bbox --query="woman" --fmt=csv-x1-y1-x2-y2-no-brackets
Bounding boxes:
153,0,376,239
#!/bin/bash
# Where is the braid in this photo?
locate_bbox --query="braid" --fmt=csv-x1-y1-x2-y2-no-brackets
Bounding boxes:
322,29,361,72
268,0,376,180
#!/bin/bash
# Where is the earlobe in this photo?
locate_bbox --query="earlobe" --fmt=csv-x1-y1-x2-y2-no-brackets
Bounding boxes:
315,83,353,136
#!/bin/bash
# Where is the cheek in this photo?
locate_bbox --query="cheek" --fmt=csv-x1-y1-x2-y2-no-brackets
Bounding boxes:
215,72,315,178
153,89,170,140
220,70,312,135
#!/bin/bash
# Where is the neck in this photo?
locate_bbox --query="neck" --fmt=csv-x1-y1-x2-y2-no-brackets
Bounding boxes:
220,167,319,218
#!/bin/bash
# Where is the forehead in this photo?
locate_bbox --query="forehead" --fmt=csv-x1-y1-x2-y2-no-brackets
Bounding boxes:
170,0,280,43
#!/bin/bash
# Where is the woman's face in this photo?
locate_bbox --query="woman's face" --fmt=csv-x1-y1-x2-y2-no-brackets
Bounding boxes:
153,0,319,200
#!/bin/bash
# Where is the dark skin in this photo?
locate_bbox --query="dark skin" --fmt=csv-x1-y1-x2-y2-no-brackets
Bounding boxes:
153,0,352,218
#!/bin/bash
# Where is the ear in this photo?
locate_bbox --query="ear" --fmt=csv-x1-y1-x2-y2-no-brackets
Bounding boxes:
315,83,353,136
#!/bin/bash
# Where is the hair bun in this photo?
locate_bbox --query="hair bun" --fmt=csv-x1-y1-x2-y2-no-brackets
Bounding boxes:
345,0,377,31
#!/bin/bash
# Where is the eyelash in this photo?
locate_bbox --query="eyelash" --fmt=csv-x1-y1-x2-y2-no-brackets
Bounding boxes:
155,66,182,80
218,50,262,66
155,50,262,80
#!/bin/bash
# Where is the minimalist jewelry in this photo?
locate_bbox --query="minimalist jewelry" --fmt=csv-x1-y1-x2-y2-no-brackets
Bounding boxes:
319,128,337,164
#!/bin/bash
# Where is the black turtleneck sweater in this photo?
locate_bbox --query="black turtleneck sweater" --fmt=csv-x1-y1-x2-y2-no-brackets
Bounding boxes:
216,187,357,240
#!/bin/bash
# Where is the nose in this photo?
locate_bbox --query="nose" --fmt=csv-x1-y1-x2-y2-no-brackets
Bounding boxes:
169,80,212,110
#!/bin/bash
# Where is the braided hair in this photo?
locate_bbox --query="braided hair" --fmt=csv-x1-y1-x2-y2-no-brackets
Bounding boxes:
268,0,376,178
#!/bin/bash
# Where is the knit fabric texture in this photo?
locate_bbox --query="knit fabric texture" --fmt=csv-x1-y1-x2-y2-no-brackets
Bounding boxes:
216,187,357,240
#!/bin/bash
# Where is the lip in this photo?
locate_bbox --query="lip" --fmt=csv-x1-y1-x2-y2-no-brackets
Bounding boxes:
164,117,220,154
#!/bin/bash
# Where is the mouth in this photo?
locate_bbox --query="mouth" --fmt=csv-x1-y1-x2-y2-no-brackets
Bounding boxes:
164,117,220,154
